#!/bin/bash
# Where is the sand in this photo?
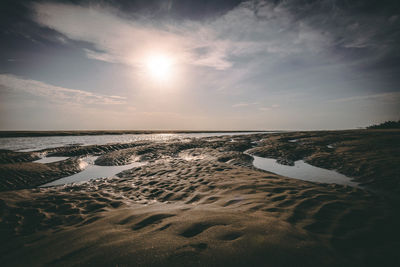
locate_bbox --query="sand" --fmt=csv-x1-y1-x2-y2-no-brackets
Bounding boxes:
0,130,399,266
0,158,83,191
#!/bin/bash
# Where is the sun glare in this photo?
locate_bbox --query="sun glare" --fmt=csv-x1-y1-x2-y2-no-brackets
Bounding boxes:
146,54,173,81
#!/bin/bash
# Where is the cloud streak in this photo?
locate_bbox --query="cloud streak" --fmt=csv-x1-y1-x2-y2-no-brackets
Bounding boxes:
329,92,400,103
232,102,258,108
0,74,126,105
259,104,280,112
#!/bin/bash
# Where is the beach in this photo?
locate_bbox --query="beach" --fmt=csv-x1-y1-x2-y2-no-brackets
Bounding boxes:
0,130,399,266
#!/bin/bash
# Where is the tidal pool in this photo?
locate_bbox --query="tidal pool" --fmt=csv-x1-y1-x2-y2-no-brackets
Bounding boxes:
252,155,359,187
41,156,145,187
34,157,69,163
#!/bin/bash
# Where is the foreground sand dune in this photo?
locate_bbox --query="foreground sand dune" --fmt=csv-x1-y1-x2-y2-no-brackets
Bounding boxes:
0,131,399,266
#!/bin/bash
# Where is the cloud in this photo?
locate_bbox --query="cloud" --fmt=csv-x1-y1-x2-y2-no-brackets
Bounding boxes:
329,92,400,103
259,104,280,112
231,102,280,111
258,107,271,111
32,2,234,70
31,1,340,72
32,0,396,100
0,74,126,105
232,102,258,108
21,0,400,77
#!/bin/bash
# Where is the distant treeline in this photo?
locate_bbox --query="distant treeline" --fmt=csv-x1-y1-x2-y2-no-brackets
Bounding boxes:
367,120,400,129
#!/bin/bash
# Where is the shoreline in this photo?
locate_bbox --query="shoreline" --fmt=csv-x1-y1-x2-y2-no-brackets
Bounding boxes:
0,128,393,138
0,130,271,138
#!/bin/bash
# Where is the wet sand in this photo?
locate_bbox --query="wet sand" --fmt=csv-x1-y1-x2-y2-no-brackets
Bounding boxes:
0,130,399,266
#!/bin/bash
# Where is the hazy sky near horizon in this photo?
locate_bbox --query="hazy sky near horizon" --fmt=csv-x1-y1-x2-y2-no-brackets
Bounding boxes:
1,0,399,130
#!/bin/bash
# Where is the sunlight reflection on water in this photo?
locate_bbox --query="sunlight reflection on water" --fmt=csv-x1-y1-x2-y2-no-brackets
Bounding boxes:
0,132,268,151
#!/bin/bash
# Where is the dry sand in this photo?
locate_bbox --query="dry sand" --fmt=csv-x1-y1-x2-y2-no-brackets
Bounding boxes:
0,131,399,266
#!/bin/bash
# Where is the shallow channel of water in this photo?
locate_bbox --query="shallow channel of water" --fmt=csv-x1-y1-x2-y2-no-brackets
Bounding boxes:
34,157,70,164
41,156,145,187
252,155,359,188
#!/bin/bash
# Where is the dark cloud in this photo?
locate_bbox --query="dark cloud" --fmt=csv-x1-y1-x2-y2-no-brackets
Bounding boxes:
1,0,245,22
266,0,400,89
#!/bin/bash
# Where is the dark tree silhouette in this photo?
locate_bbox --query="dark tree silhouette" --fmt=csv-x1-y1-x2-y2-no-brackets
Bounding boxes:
367,120,400,129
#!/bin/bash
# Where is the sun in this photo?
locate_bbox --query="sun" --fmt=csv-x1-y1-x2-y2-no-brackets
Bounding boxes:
145,54,173,81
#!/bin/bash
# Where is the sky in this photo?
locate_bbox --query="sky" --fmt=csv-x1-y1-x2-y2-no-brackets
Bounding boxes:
0,0,399,130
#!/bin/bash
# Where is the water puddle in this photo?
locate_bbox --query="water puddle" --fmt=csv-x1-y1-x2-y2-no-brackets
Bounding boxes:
252,155,359,187
34,157,69,163
41,156,145,187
